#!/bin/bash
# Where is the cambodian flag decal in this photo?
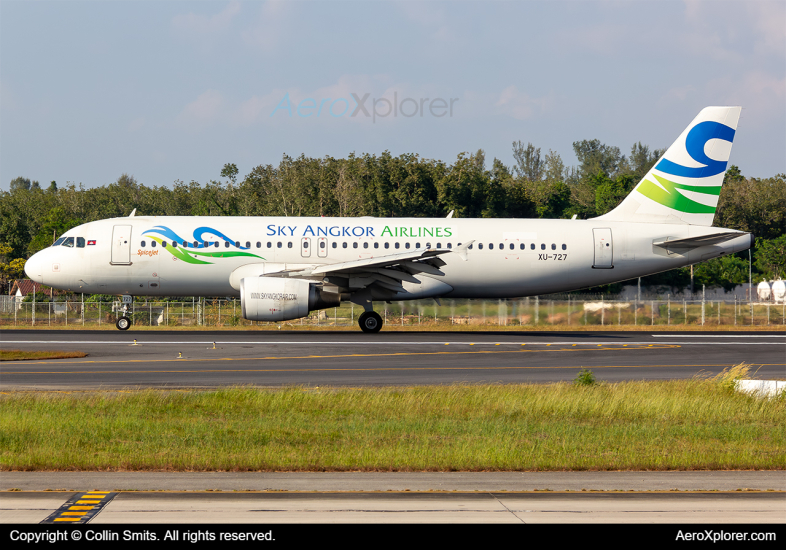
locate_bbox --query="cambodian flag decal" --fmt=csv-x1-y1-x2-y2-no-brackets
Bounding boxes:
87,240,96,245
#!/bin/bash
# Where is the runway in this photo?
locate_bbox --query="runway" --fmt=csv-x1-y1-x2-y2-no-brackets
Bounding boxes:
1,330,784,389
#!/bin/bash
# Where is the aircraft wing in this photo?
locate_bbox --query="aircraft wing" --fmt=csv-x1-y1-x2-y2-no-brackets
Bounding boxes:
653,232,749,249
268,242,473,293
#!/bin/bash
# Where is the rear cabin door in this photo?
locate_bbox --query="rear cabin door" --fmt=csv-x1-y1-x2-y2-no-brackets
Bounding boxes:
111,225,132,265
592,228,613,268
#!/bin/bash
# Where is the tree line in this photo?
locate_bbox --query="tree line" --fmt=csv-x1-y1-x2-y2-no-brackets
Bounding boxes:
2,139,784,295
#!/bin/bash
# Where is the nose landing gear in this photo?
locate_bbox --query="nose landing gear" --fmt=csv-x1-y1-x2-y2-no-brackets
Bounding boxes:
116,316,131,330
116,295,132,330
358,311,383,333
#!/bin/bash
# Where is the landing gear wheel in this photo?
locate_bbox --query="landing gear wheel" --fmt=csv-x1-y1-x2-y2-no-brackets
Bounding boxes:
358,311,383,333
116,316,131,331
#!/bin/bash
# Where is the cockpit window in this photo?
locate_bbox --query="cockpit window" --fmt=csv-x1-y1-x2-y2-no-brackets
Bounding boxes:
62,237,75,248
53,237,66,246
76,237,86,248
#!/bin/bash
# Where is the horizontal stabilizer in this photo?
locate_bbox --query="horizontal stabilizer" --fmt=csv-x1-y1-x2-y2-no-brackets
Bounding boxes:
653,232,749,249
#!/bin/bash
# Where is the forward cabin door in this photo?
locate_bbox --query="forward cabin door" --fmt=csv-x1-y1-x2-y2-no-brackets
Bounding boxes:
592,228,613,268
111,225,132,265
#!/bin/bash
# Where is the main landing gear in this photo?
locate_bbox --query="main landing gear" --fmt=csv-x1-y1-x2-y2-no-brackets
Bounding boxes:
358,311,383,333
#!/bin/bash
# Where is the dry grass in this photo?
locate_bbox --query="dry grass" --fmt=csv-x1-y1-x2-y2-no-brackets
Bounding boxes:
0,350,87,361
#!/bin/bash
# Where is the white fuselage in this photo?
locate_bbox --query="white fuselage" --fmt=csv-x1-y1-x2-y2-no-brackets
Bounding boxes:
25,216,752,300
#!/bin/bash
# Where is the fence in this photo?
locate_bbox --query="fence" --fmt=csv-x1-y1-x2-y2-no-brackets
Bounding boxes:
2,296,784,328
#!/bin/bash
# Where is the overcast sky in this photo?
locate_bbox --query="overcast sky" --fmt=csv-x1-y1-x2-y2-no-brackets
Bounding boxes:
1,0,784,191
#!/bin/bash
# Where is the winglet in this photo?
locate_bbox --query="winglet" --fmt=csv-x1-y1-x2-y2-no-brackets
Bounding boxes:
453,240,474,261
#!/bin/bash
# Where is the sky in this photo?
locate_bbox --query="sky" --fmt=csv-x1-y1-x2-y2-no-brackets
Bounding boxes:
1,0,784,191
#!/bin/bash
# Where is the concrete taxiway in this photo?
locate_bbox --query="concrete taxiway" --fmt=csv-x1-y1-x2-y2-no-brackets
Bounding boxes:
2,472,784,524
1,330,784,389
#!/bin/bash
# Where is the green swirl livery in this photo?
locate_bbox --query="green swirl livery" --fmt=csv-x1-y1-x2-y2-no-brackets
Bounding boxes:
143,225,264,265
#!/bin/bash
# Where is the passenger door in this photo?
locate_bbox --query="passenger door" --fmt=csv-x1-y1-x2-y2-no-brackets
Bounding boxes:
111,225,132,265
592,228,613,268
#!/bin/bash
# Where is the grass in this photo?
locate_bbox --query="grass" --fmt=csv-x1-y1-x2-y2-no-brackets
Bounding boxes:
0,350,87,361
1,369,783,472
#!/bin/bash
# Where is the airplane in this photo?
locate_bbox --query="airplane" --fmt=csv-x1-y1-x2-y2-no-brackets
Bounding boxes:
24,106,752,332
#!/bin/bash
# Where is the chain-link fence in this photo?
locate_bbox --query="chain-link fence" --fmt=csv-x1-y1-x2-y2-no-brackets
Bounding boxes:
2,295,784,328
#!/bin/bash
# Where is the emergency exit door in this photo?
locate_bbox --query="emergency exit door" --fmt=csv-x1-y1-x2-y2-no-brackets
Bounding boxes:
111,225,132,265
592,228,613,268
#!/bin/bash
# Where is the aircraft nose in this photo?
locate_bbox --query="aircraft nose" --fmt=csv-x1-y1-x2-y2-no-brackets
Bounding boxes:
24,251,45,284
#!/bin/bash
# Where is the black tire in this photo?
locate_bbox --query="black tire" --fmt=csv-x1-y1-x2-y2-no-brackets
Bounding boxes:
116,316,131,331
358,311,383,333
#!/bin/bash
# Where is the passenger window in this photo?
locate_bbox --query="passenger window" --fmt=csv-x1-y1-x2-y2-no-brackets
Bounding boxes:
342,242,347,249
76,237,85,248
363,242,368,249
405,243,411,249
195,241,200,248
551,243,556,250
468,244,473,250
426,242,431,248
234,241,240,248
225,241,230,248
541,244,546,250
332,242,337,249
214,241,219,248
172,241,178,248
256,242,261,248
204,242,208,248
499,243,503,249
520,244,524,250
277,242,282,248
415,243,420,248
436,243,441,249
287,242,293,249
151,241,157,248
488,243,493,250
140,240,146,248
384,243,389,249
183,241,188,247
353,242,358,249
447,243,452,249
530,243,535,250
509,243,514,250
395,243,400,249
246,241,251,248
374,242,379,249
562,244,567,250
478,243,483,250
162,241,168,248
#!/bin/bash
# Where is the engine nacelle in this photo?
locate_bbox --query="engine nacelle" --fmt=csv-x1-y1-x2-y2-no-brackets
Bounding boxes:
240,276,339,322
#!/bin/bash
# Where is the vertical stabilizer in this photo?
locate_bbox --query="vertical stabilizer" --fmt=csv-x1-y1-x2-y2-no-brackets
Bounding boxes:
596,106,741,225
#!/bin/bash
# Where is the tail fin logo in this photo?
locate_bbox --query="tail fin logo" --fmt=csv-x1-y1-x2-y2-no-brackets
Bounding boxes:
655,120,735,178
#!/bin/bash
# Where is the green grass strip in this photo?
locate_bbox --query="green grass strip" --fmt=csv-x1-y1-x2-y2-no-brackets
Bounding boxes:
1,375,783,471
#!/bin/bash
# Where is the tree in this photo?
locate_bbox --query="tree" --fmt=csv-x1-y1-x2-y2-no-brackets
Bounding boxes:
754,236,786,280
9,177,31,191
512,141,542,181
221,163,239,186
573,139,625,178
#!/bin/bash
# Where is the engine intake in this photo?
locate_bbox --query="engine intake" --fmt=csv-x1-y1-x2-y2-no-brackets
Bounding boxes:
240,276,339,322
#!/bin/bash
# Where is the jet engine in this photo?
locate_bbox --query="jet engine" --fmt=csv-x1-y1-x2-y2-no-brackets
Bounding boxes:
240,276,340,322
